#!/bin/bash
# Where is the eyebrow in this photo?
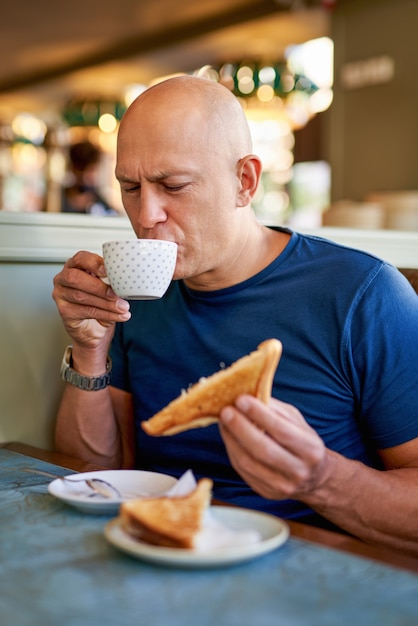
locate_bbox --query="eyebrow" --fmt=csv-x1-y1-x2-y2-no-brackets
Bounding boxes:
116,170,194,184
149,171,189,182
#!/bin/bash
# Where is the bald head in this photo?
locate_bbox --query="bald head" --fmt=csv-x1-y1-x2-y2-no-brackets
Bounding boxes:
114,75,266,288
118,75,253,161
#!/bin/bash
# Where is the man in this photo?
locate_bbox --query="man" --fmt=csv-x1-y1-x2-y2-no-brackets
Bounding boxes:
62,141,118,216
53,76,418,554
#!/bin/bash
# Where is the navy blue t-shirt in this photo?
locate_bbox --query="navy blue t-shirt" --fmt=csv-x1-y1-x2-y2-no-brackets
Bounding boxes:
110,230,418,523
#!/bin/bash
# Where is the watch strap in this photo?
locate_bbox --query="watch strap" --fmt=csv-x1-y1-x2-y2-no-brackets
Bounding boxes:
60,346,112,391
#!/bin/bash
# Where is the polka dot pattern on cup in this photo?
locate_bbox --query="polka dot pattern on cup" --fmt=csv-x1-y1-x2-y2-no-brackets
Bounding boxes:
102,240,177,300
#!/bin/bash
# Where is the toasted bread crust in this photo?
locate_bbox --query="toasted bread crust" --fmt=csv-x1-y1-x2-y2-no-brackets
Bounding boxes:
256,339,283,403
120,478,213,549
141,339,282,436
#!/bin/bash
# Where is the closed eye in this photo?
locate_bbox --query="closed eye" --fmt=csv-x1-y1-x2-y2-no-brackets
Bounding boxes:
122,185,140,193
164,183,188,192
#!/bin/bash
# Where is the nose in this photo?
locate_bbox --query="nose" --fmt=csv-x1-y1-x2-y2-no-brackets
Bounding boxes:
134,187,168,230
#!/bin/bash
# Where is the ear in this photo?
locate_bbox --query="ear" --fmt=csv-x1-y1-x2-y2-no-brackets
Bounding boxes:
236,154,262,207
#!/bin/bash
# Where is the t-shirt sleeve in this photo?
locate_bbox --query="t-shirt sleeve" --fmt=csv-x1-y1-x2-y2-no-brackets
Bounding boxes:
347,263,418,449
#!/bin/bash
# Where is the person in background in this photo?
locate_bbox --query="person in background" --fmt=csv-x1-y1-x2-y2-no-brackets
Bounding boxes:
52,76,418,555
62,140,118,215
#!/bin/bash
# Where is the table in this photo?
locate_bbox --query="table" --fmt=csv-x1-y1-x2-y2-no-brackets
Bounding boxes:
1,443,418,626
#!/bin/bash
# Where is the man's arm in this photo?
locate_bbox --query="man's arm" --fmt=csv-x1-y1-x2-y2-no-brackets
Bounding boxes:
220,395,418,555
307,440,418,554
55,384,135,468
52,251,133,467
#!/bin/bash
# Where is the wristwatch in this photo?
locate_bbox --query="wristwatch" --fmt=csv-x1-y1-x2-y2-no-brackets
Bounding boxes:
60,346,112,391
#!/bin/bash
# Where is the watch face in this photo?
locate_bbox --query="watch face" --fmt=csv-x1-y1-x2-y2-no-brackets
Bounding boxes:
64,345,73,364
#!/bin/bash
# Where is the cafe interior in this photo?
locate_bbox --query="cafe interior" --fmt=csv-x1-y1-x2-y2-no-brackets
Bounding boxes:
1,1,418,622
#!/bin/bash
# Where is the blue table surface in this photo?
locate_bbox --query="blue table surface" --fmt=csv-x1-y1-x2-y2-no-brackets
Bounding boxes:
0,448,417,626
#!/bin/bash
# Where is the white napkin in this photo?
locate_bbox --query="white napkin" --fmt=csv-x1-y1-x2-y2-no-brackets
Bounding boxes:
194,511,261,552
165,469,197,497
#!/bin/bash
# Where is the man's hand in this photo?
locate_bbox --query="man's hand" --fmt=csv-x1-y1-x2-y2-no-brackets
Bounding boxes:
219,395,330,502
52,251,131,349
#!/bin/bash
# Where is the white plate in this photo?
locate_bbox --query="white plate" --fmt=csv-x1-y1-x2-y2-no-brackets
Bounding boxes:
48,470,177,515
104,506,290,568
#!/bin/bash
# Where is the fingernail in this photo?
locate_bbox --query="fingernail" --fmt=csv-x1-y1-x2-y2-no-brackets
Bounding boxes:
98,264,108,278
235,395,250,411
220,407,234,422
117,299,130,311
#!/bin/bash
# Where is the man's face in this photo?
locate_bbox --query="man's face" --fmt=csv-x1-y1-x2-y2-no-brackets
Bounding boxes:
116,106,243,289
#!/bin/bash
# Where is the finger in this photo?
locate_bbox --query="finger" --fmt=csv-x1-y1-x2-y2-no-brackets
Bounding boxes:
58,298,131,326
54,282,130,322
220,408,327,501
220,406,304,478
233,395,322,460
221,397,327,487
67,250,107,277
53,263,131,323
55,265,116,301
219,411,301,498
269,397,309,426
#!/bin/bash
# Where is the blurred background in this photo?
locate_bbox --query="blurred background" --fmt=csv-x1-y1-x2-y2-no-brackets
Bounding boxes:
0,0,417,230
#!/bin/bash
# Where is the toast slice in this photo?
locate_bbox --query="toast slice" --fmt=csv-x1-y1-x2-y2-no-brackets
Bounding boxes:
141,338,282,436
120,478,213,549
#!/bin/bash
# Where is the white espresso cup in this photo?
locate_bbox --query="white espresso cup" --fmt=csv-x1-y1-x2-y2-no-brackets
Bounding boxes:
102,239,177,300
